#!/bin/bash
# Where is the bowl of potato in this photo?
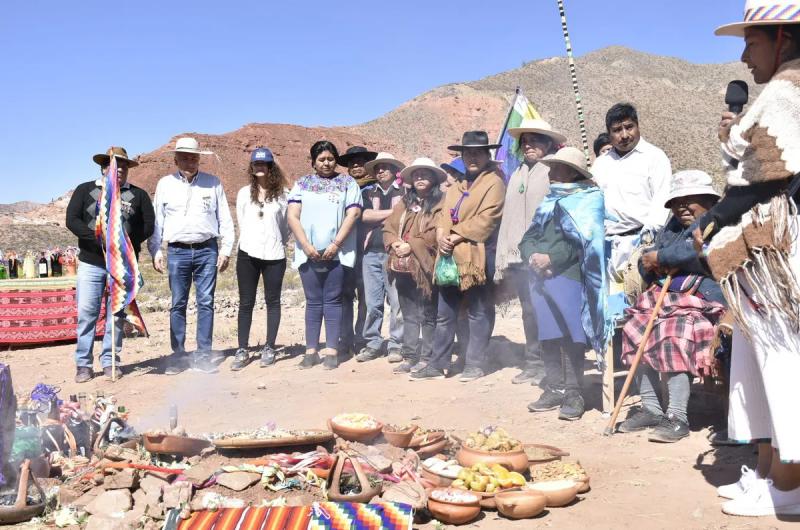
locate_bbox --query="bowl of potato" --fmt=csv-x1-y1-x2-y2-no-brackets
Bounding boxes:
456,427,529,473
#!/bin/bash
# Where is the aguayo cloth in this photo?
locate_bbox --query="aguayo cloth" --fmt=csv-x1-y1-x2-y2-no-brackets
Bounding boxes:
621,286,724,376
164,502,413,530
0,277,105,345
527,181,608,360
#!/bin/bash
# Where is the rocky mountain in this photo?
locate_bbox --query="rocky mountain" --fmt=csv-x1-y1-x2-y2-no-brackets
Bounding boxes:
2,46,755,249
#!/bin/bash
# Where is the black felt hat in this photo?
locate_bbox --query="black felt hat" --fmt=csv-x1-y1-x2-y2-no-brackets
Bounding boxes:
447,130,502,151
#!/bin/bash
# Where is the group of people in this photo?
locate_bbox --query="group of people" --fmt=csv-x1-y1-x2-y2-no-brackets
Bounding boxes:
63,0,800,516
0,248,78,279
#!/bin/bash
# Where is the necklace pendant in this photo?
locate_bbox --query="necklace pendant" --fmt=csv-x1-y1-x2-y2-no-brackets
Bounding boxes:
518,183,525,194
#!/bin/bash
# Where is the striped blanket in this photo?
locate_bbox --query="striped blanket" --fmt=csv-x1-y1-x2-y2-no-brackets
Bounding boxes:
164,502,413,530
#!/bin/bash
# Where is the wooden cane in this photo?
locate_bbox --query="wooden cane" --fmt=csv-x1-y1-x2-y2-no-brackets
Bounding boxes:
603,275,672,436
111,310,116,382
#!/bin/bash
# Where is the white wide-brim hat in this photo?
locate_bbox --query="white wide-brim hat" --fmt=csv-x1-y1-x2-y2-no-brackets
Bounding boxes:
364,152,406,176
539,147,593,180
664,170,721,207
398,157,447,184
170,137,213,155
716,0,800,36
506,118,567,144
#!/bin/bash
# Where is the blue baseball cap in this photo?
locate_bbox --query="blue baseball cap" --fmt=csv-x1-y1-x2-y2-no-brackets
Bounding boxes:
251,147,274,163
440,157,465,176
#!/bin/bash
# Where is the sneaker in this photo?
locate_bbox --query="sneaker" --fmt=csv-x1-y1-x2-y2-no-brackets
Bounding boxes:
558,391,585,421
230,348,249,371
322,354,339,370
191,353,218,374
409,365,446,381
356,346,383,362
718,466,762,500
512,368,542,385
393,359,417,374
103,366,123,381
410,361,428,373
618,408,664,433
75,366,93,384
337,344,355,363
459,366,485,382
164,355,187,375
260,346,276,367
528,388,565,412
648,415,689,443
299,353,321,369
448,358,466,376
722,479,800,516
387,349,404,363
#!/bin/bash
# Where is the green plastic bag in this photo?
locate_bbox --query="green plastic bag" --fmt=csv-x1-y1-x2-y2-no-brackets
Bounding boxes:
434,255,460,287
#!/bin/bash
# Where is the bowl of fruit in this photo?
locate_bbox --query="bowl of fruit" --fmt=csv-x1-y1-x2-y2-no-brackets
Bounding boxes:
450,463,526,509
456,427,528,473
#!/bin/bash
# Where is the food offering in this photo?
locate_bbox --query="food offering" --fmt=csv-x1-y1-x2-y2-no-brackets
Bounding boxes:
328,413,383,443
381,424,418,448
463,426,521,452
451,463,526,493
427,488,481,525
523,443,568,463
456,427,528,473
205,426,334,449
530,460,590,493
420,457,463,486
525,479,580,507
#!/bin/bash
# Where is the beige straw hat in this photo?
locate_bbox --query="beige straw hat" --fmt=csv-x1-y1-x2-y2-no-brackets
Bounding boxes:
539,147,593,180
507,118,567,144
716,0,800,37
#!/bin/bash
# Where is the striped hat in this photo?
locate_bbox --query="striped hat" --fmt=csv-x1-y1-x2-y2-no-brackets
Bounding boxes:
716,1,800,36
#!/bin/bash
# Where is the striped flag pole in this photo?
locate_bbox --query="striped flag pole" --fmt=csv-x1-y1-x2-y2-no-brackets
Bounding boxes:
556,0,590,163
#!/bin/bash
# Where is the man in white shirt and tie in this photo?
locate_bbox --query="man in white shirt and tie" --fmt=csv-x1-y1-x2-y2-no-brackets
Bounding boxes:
591,103,673,280
148,137,235,374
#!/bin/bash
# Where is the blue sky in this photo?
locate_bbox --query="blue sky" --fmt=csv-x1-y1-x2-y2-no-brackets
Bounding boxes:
0,0,744,203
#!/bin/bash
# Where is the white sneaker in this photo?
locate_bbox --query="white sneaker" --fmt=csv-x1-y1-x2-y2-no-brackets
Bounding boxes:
722,479,800,516
717,466,760,500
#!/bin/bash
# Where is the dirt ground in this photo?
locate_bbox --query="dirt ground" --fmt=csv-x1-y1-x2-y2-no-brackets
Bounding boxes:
3,300,798,530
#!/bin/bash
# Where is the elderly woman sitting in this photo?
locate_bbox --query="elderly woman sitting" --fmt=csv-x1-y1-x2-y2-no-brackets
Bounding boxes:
619,170,725,443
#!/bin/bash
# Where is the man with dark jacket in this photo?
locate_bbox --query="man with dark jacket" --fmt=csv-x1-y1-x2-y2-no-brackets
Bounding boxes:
65,146,154,383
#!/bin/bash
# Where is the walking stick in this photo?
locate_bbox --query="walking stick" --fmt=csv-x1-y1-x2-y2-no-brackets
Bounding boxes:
111,309,116,382
603,275,672,436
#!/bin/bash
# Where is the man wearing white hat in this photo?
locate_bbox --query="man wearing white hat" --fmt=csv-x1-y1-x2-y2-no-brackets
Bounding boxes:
494,118,565,386
148,137,235,374
591,103,672,280
355,153,407,363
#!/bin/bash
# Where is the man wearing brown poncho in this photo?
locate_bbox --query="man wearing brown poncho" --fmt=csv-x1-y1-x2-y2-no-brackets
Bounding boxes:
411,131,505,382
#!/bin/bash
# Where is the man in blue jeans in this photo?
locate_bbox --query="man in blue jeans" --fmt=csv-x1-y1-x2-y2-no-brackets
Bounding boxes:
356,152,406,362
148,137,235,374
65,147,154,383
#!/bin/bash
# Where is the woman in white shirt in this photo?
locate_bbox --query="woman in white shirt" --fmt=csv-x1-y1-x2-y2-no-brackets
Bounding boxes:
232,147,289,370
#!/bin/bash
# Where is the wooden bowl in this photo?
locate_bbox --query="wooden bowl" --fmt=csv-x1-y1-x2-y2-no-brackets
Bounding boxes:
522,443,568,464
328,418,383,443
382,424,418,448
456,446,529,473
495,490,547,519
525,480,579,507
143,433,212,457
427,489,481,525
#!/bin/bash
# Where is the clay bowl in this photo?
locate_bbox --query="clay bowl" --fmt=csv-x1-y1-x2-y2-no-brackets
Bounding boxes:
456,446,529,473
415,437,450,459
522,443,569,464
328,418,383,443
409,430,446,448
495,489,547,519
143,433,212,457
420,466,455,487
382,424,418,448
474,487,519,510
427,489,481,525
525,480,579,507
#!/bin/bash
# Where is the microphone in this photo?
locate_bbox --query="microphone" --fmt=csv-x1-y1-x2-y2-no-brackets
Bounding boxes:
725,80,749,114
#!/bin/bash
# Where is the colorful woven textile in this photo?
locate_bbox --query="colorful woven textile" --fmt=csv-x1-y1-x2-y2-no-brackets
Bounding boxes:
165,502,413,530
0,278,105,345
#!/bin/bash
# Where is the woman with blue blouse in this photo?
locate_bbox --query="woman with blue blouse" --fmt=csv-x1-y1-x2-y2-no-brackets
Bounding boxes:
287,141,363,370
